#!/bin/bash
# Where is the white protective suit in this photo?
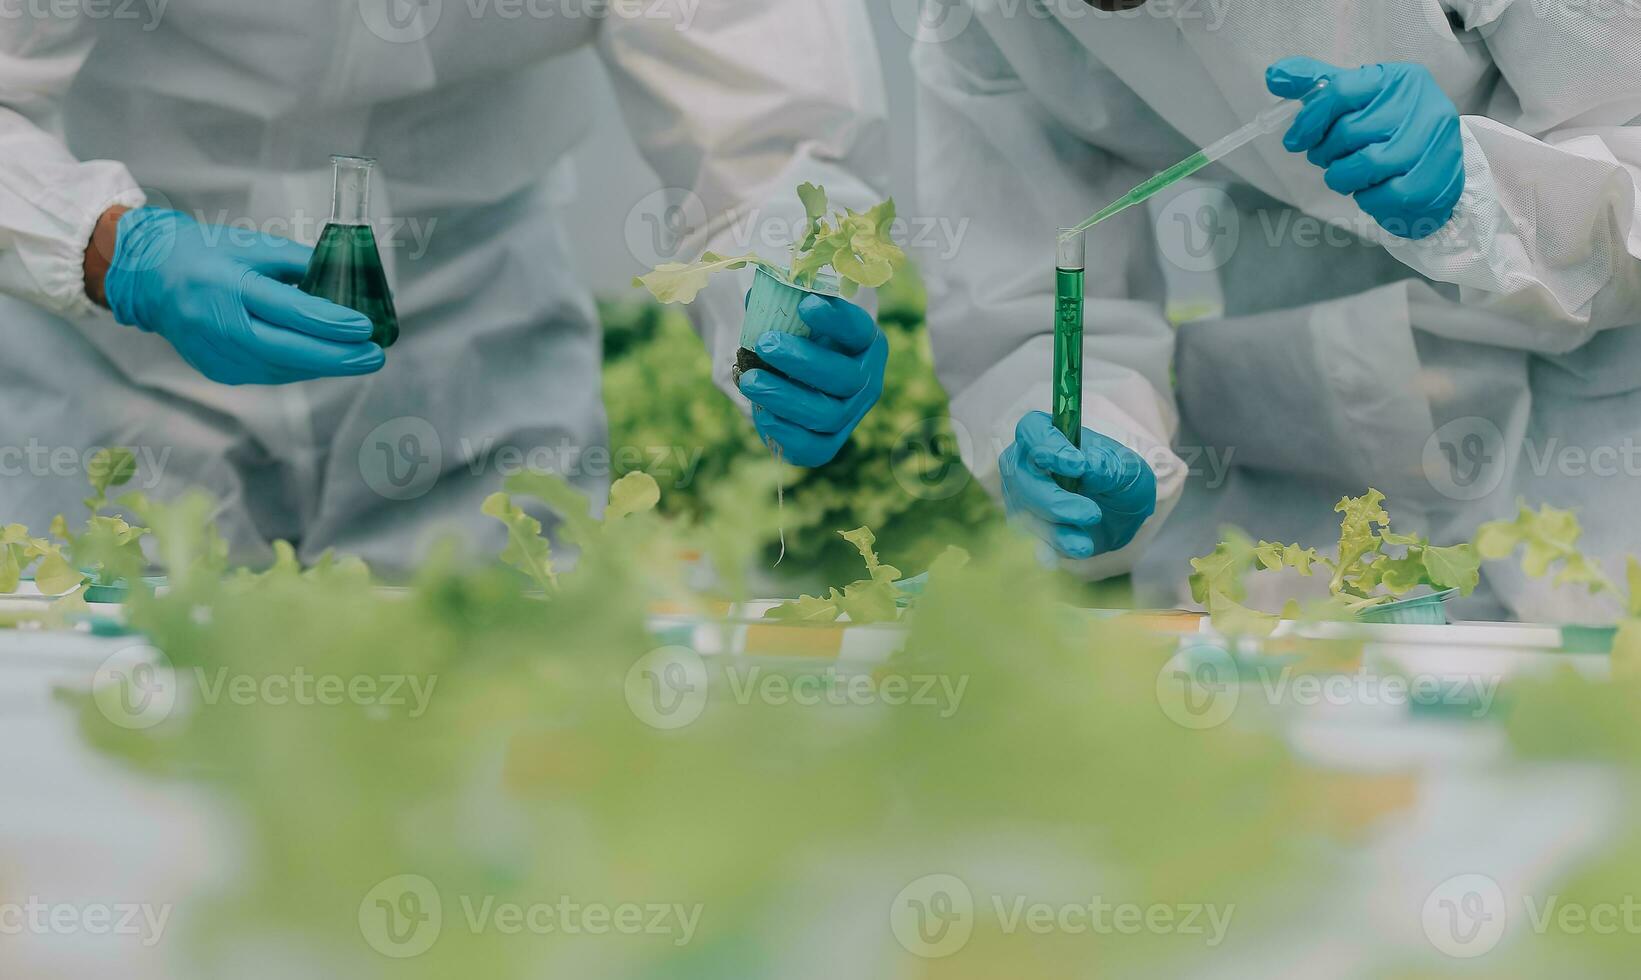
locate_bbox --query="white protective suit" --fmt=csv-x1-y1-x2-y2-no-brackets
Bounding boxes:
913,0,1641,621
0,0,887,571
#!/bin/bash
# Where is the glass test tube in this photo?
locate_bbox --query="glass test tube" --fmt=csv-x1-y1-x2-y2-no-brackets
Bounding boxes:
1052,230,1086,491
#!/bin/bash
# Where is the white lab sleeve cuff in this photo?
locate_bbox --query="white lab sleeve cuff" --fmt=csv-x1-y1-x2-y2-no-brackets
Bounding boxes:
0,159,145,319
1380,116,1641,351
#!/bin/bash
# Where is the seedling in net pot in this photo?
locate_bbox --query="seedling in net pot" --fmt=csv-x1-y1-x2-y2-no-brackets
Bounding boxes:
1189,489,1481,635
632,183,905,381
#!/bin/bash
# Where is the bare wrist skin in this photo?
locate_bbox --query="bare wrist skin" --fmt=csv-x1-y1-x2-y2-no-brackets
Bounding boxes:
84,205,131,309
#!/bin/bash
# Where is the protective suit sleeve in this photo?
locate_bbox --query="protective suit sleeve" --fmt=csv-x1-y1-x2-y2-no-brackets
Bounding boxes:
910,15,1185,581
596,0,892,406
0,18,147,318
1377,7,1641,353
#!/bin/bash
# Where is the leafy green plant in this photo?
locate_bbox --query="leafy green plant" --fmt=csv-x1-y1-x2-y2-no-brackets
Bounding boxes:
1474,500,1629,602
763,526,968,625
0,448,154,598
60,478,1329,979
1189,489,1480,634
632,183,906,302
603,269,1003,586
483,471,662,595
0,524,79,595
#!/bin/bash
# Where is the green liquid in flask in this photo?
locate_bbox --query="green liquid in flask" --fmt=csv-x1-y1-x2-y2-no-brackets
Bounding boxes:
300,155,400,349
1053,232,1085,492
302,223,399,348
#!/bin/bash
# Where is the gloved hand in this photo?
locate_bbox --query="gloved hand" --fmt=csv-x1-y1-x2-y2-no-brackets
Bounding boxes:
737,293,887,467
102,207,384,385
1000,411,1157,561
1267,57,1464,241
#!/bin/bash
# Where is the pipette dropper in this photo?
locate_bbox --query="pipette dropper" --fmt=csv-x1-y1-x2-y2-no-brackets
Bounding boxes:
1059,80,1329,242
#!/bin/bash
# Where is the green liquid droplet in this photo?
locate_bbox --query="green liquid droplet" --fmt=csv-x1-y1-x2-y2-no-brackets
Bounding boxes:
300,223,400,349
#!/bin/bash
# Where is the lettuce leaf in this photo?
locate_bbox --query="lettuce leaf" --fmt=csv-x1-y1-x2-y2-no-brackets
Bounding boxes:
632,252,764,305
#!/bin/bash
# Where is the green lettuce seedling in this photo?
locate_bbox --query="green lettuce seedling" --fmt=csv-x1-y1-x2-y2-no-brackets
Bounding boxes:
483,471,662,595
1474,500,1624,598
1189,489,1480,635
0,448,154,598
632,183,906,303
766,527,968,625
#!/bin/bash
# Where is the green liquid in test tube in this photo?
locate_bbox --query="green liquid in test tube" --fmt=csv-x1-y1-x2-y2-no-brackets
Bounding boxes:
1053,230,1085,492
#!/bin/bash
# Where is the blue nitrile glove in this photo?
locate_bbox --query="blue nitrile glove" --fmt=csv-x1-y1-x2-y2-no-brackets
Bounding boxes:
737,293,887,467
1000,411,1157,561
102,207,384,385
1268,57,1464,241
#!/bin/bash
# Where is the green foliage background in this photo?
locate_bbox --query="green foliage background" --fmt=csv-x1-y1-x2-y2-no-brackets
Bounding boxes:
601,269,1002,585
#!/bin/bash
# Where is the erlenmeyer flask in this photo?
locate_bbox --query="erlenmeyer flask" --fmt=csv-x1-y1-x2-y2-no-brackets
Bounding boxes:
300,155,400,349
